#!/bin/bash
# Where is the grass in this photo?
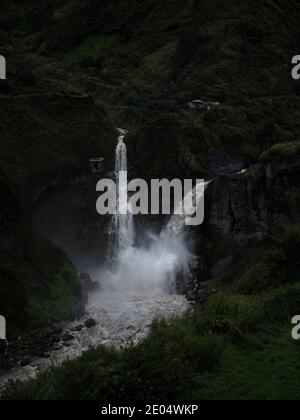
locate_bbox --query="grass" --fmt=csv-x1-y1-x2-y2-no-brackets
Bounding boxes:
27,263,79,327
1,0,300,401
269,141,300,157
2,224,299,400
2,287,300,400
193,323,300,400
0,223,80,336
66,35,118,60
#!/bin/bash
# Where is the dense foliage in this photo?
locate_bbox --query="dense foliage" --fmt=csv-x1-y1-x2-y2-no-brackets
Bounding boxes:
2,225,300,400
0,0,299,399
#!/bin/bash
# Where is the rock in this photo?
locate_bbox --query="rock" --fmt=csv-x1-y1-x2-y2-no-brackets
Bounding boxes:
0,341,8,361
79,273,99,292
85,318,97,329
20,356,32,367
209,153,300,241
62,333,74,342
52,345,63,351
127,326,136,331
209,154,246,177
52,326,63,335
210,255,234,278
186,290,196,301
75,324,84,331
14,351,25,362
196,288,210,304
74,273,99,321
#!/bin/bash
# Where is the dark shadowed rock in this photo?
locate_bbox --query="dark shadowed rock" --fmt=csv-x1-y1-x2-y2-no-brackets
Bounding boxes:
208,151,300,241
186,290,196,301
75,324,84,331
52,345,63,351
79,273,100,292
52,326,63,335
85,319,97,328
20,356,32,367
62,333,74,342
210,255,234,278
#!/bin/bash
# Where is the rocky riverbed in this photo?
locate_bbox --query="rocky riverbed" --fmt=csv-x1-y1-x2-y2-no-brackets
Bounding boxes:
0,292,189,388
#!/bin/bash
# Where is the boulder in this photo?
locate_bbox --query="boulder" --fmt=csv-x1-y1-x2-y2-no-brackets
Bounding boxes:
75,324,84,331
85,319,97,329
62,333,74,342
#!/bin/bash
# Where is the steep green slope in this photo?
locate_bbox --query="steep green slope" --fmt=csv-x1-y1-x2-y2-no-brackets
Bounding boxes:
0,0,299,396
0,94,115,337
1,0,299,174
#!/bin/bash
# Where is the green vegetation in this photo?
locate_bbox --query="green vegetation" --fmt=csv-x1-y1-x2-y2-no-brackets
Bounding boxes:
270,141,300,157
66,35,119,60
2,0,300,169
0,92,114,337
0,246,30,335
2,286,299,400
27,263,79,328
0,224,80,337
233,226,300,295
0,0,299,400
2,224,300,400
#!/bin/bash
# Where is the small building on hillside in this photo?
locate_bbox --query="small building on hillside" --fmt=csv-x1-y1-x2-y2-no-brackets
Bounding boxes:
188,99,220,112
189,99,206,110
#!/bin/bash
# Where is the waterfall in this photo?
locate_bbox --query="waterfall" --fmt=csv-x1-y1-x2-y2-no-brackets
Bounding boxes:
103,130,201,296
167,181,211,235
108,129,135,261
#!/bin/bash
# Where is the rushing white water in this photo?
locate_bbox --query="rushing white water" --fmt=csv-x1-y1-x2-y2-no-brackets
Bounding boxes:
0,129,197,388
101,129,198,296
108,129,135,261
167,181,211,235
0,294,189,388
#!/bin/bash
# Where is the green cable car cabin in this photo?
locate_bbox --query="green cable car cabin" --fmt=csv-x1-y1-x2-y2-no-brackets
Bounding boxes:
90,158,104,173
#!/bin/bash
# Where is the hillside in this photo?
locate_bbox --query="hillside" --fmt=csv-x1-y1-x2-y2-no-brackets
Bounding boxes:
0,0,299,400
0,93,115,336
1,0,300,176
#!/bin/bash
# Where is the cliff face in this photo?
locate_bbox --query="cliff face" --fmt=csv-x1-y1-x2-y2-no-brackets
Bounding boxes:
209,145,300,241
194,143,300,286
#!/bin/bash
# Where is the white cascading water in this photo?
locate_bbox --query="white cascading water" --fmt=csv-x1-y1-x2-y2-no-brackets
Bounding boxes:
102,129,196,296
0,129,199,388
108,129,135,262
167,180,211,235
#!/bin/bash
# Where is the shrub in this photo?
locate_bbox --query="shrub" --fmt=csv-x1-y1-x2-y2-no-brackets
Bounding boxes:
263,283,300,322
1,315,224,400
284,224,300,276
121,317,223,399
269,142,300,157
202,293,264,339
233,225,300,296
234,249,288,295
